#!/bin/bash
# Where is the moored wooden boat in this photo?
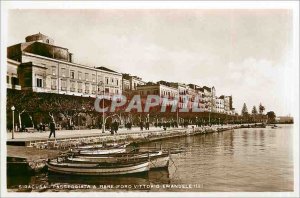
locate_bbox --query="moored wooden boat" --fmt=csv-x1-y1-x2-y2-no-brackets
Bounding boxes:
78,148,126,155
77,144,103,150
47,158,150,176
73,142,129,154
67,150,170,169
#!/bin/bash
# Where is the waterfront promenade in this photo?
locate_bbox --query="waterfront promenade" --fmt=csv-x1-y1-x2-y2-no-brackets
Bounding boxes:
7,125,201,148
6,126,164,141
7,124,238,148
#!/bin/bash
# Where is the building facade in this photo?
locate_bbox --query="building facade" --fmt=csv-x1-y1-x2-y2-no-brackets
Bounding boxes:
7,59,21,90
122,74,145,93
215,97,225,113
7,33,122,97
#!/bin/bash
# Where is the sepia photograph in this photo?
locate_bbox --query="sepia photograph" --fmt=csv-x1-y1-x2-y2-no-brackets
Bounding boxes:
1,1,299,197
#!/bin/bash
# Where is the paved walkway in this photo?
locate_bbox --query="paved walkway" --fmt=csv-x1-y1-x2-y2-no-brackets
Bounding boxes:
6,126,182,141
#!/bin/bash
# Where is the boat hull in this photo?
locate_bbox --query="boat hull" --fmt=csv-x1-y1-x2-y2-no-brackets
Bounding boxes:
68,152,170,169
150,155,169,169
79,148,126,155
47,160,150,176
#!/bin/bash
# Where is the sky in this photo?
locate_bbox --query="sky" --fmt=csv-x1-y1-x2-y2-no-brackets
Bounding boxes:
7,9,295,116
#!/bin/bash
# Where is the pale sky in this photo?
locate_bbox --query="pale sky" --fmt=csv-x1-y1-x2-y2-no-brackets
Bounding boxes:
7,9,295,116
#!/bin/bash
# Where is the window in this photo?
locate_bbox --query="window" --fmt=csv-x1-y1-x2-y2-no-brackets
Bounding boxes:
52,66,56,75
85,83,89,93
61,68,66,77
61,80,67,91
116,89,119,94
105,88,109,93
98,75,102,82
116,79,119,86
7,76,9,84
105,77,109,85
36,78,43,88
70,82,75,92
85,73,89,81
46,39,49,43
70,70,75,79
92,74,96,82
78,82,82,92
111,78,114,83
12,77,19,85
51,79,56,89
78,72,82,80
92,85,96,93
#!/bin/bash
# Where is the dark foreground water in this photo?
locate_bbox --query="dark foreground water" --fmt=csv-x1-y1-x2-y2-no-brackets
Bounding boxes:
7,124,294,192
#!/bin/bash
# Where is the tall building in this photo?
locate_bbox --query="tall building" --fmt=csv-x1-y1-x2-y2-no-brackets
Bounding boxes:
219,95,233,114
122,74,145,93
216,97,225,113
7,59,21,90
7,33,122,97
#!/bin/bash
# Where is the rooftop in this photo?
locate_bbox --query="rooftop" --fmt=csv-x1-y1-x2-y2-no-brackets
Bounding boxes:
95,66,118,73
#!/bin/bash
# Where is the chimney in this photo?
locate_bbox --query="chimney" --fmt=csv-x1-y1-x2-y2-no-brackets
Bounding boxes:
69,53,73,62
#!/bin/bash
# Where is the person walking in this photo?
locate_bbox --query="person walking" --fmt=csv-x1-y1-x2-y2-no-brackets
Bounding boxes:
140,121,144,131
49,122,56,139
39,122,43,132
113,121,119,134
110,122,114,135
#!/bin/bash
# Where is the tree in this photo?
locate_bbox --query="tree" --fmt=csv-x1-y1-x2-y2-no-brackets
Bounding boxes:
241,103,249,116
259,103,265,114
251,106,258,123
252,106,258,115
266,111,276,123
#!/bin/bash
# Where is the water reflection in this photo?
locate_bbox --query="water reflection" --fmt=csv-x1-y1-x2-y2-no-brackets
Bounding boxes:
7,125,294,192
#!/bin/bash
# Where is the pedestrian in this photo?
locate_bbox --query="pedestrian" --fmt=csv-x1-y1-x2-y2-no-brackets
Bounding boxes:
146,122,150,130
42,123,46,132
129,122,132,130
39,122,43,132
113,121,118,133
110,122,114,135
140,121,144,131
49,122,56,138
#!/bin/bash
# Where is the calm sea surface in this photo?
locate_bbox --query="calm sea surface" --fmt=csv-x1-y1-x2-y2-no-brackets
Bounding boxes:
7,124,294,192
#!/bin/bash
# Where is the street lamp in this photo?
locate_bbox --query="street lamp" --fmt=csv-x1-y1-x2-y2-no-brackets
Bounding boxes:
218,117,220,125
98,82,105,133
11,106,15,139
176,87,180,125
81,107,86,128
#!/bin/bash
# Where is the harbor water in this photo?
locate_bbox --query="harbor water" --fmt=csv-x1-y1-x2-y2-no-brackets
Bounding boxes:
7,124,293,192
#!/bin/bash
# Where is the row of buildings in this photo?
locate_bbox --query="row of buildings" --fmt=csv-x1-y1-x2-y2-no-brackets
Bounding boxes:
7,33,235,115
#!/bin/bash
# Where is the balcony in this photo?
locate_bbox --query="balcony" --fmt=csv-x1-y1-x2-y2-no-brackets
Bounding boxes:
12,85,21,90
78,89,82,93
70,88,75,92
85,90,90,94
61,87,67,91
92,91,96,94
51,85,57,90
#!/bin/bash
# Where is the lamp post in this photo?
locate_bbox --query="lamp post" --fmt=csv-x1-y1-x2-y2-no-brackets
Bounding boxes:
11,106,15,139
219,117,220,126
82,107,85,128
176,87,180,125
98,82,105,133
